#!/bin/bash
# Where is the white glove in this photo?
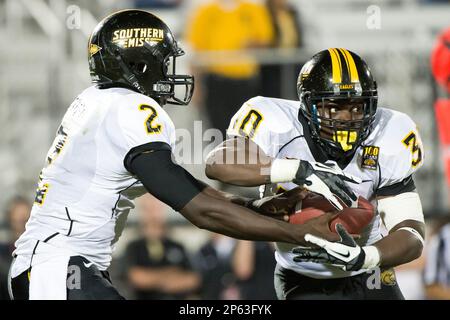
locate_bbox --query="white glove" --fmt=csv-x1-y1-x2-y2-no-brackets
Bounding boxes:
292,224,380,271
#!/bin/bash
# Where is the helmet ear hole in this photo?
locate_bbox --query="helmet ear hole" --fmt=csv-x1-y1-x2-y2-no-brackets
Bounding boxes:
135,62,148,74
128,61,148,74
163,58,170,75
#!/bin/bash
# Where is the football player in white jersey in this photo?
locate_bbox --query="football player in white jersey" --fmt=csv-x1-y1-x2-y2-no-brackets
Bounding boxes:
206,48,426,299
8,11,360,300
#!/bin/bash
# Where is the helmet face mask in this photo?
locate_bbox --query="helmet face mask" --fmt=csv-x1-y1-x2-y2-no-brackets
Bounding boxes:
302,95,377,156
88,9,194,105
152,47,195,105
297,48,378,160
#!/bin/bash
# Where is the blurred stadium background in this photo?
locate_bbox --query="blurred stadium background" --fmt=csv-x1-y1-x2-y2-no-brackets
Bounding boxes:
0,0,449,300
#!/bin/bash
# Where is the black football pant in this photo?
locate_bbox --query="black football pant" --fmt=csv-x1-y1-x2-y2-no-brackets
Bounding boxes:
274,264,405,300
9,256,124,300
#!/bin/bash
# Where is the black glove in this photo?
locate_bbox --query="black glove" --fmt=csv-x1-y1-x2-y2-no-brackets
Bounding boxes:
292,224,366,271
293,160,360,210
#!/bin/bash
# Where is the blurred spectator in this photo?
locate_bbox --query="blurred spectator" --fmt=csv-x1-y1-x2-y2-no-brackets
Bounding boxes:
0,196,31,300
134,0,182,9
232,240,277,300
423,218,450,299
186,0,274,137
195,233,239,299
260,0,302,99
265,0,302,49
124,194,200,300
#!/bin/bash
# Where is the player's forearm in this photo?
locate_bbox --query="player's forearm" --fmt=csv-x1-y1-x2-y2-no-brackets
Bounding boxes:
201,185,301,222
374,194,425,268
205,137,272,186
181,192,303,244
201,187,259,214
206,162,270,186
198,184,252,205
373,221,424,268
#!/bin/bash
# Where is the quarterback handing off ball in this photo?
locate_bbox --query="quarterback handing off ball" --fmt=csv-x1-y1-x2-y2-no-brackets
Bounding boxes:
289,194,375,235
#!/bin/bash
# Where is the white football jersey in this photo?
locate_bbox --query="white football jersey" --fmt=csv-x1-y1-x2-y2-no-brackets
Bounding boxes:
12,86,175,276
227,96,424,279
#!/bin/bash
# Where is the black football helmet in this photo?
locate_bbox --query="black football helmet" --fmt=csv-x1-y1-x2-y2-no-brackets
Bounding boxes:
297,48,378,160
88,9,194,105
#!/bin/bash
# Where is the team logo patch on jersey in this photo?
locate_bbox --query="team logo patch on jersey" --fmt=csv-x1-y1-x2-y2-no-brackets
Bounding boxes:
381,268,397,286
361,146,379,170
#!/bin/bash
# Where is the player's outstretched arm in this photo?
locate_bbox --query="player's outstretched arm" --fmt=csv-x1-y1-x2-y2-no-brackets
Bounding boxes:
201,184,309,221
127,144,339,245
180,189,339,245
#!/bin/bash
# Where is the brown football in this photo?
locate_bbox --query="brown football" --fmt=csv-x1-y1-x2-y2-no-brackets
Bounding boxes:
289,194,375,234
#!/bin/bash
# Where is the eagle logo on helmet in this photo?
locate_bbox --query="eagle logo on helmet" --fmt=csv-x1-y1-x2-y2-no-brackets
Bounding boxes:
89,44,102,56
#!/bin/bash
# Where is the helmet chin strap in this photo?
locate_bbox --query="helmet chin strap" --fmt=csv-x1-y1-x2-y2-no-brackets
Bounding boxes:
323,141,356,165
113,51,147,95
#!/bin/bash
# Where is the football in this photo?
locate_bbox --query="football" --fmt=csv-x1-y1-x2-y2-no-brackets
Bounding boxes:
289,193,375,234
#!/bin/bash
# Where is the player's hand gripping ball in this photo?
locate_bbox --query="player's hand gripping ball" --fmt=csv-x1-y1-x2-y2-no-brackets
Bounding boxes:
289,193,375,234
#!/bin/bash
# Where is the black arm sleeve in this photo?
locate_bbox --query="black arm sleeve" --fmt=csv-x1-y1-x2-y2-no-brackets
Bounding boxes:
376,175,416,197
125,142,206,211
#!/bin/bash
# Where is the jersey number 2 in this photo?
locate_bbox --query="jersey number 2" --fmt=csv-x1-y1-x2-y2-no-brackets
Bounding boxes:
139,104,162,134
